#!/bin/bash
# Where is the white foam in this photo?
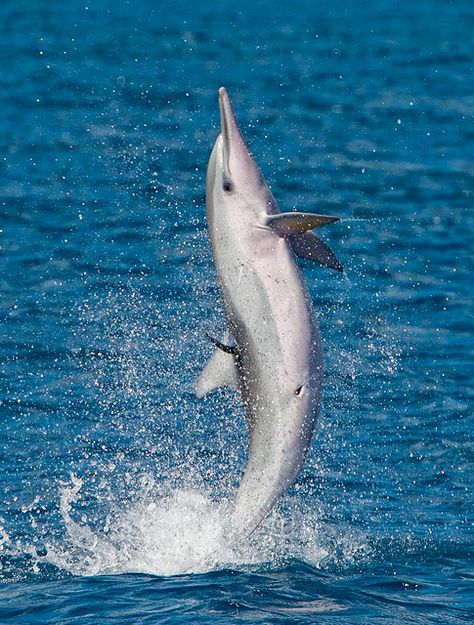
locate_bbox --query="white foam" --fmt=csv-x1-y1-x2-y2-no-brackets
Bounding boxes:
41,475,371,577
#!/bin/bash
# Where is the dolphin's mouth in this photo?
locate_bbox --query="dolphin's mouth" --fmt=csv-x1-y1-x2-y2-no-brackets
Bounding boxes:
218,87,234,175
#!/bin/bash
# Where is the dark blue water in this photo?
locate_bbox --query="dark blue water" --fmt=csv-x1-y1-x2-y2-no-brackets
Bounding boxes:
1,0,473,622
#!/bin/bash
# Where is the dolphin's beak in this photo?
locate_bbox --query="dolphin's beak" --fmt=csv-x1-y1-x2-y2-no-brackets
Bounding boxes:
217,87,265,191
218,87,241,176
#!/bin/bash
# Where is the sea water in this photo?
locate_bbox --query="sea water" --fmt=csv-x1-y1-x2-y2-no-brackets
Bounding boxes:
0,0,472,622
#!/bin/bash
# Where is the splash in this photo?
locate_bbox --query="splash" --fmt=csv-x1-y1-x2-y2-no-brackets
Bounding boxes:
39,475,371,578
0,521,11,552
23,265,377,580
44,475,233,576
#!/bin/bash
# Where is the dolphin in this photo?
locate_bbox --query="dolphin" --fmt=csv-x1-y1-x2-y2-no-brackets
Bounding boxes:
196,87,342,538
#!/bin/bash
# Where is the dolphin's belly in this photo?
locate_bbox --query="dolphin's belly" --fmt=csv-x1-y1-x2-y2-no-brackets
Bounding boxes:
212,222,322,437
214,224,317,357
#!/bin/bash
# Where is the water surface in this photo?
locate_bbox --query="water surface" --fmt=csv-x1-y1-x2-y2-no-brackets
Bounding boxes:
0,0,473,622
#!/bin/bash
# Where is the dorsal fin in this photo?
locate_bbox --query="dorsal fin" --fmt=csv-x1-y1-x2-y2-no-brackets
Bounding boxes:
195,331,239,398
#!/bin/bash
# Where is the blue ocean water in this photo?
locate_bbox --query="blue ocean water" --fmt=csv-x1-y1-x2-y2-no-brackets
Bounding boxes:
0,0,473,622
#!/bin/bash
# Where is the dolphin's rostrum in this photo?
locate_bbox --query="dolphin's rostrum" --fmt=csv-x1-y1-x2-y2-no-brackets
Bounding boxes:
197,87,342,538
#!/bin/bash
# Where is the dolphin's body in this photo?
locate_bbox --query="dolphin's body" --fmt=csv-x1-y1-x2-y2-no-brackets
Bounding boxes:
197,87,342,537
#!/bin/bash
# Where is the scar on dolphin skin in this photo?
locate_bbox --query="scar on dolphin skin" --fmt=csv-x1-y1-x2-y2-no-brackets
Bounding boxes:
206,333,239,357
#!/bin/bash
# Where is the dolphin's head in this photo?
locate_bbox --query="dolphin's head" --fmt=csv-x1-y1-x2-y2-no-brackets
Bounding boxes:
206,87,276,220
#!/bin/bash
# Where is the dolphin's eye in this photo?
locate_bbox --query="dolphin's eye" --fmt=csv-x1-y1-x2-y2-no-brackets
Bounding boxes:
294,385,304,397
223,181,233,193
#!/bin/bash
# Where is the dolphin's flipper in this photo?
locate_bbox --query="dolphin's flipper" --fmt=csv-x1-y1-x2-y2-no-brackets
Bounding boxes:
265,212,339,235
195,331,239,398
289,231,344,272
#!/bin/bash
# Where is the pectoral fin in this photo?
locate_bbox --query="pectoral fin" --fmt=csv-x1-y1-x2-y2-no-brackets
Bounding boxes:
265,212,339,235
289,231,344,272
195,331,239,398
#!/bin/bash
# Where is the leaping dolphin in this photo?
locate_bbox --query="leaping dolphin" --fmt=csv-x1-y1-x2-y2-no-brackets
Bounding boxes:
196,87,342,538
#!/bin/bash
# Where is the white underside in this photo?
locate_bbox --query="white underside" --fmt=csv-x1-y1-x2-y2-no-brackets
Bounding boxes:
209,193,323,535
